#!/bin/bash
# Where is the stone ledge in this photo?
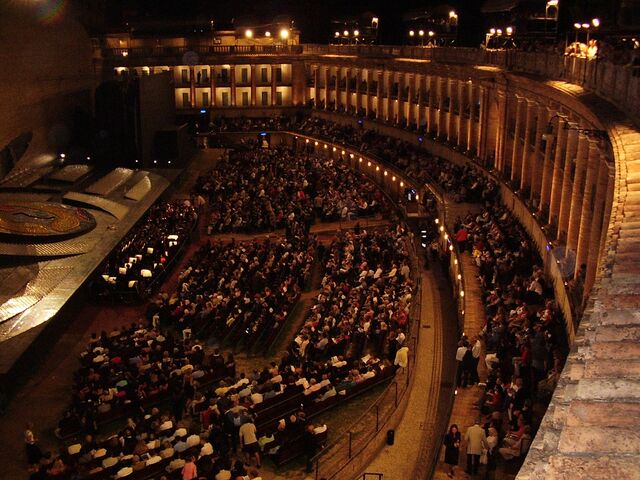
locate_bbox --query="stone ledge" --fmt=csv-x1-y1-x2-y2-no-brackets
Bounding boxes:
594,324,640,342
584,358,640,378
558,426,640,454
575,378,640,401
585,340,640,360
566,400,640,427
546,455,640,480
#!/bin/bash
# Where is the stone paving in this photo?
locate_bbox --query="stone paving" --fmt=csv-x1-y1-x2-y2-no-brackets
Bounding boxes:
365,269,442,479
432,249,489,480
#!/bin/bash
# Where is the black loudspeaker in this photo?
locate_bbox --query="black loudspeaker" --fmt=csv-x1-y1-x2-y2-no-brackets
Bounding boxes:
386,429,395,445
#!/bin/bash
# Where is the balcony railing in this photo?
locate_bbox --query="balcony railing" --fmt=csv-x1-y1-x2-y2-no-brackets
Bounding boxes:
104,44,303,58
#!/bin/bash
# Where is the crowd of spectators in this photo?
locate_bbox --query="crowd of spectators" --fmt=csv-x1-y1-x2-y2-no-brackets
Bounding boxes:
98,202,198,296
44,225,414,480
37,320,324,479
295,117,497,203
155,232,315,345
289,225,414,365
207,116,296,133
451,202,567,471
195,146,385,234
45,107,574,478
46,134,417,476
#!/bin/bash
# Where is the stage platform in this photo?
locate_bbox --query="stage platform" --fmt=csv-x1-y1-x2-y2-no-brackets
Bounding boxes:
0,165,182,382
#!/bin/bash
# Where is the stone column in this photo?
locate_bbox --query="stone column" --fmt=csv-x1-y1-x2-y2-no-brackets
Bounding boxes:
230,65,237,106
538,108,556,211
334,67,340,110
548,118,568,228
365,69,373,115
557,128,579,241
529,105,549,203
345,68,351,113
476,86,487,160
575,140,600,273
189,66,196,107
494,90,508,175
426,75,436,134
313,66,320,108
416,75,425,129
584,157,610,292
597,166,615,275
456,80,465,148
385,72,392,122
355,68,362,113
566,133,588,251
447,79,456,142
437,77,446,138
467,82,476,153
251,64,257,106
407,74,415,127
210,65,216,107
510,95,525,184
519,99,537,192
376,70,383,119
323,66,330,109
397,72,405,126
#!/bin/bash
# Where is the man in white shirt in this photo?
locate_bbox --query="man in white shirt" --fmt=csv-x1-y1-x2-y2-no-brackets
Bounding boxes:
471,337,482,384
456,339,469,387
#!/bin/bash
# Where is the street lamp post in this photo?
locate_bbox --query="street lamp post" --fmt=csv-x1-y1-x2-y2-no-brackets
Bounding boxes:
545,0,559,39
280,28,289,46
574,23,582,43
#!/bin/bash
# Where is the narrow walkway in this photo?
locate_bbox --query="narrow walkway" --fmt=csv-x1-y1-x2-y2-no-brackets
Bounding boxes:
433,251,488,480
364,266,446,478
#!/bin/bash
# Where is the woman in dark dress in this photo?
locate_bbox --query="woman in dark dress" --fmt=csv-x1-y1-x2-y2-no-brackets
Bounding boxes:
443,424,461,478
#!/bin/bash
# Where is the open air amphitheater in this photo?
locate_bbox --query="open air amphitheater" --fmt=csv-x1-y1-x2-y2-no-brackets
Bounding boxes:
1,2,640,480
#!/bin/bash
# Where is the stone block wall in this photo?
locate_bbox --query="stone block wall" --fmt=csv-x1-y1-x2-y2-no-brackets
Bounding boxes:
0,3,94,168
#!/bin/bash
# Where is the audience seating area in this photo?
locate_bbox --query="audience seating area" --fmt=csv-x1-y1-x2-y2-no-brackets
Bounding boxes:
36,132,418,479
97,202,198,299
29,113,574,479
194,145,385,234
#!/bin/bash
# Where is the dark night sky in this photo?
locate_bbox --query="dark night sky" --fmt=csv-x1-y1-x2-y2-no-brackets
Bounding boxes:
104,0,485,46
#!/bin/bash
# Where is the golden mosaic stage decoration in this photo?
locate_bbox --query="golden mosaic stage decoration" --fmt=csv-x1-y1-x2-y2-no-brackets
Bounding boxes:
0,201,96,239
